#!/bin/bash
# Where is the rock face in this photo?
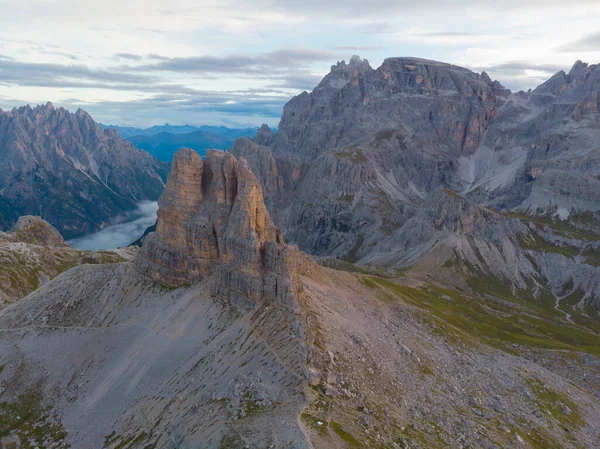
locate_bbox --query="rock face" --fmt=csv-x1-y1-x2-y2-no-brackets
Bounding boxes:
232,56,510,259
135,149,290,312
0,150,600,448
0,216,134,305
12,215,66,247
232,56,600,311
0,103,169,239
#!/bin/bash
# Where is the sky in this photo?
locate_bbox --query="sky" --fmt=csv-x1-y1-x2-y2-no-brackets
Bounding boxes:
0,0,599,128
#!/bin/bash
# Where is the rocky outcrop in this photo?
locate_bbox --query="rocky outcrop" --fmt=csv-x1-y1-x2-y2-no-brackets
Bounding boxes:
135,149,295,312
0,103,169,238
0,217,134,305
12,215,66,247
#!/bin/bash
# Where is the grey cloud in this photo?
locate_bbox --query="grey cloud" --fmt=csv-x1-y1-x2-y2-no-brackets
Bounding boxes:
132,48,334,75
416,31,476,37
265,72,324,90
256,0,600,17
0,58,160,86
474,61,565,74
61,94,285,128
115,53,144,61
352,22,397,35
135,27,167,35
332,46,384,51
471,61,567,91
559,31,600,53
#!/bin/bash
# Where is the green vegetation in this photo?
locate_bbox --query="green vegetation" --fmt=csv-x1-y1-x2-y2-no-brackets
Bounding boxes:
301,413,329,436
329,421,362,447
319,258,398,278
236,390,272,419
505,211,600,242
582,247,600,266
0,392,70,449
525,378,584,430
218,431,245,449
104,431,157,449
338,194,354,202
518,232,579,258
0,245,128,303
333,147,368,163
366,276,600,358
443,188,463,199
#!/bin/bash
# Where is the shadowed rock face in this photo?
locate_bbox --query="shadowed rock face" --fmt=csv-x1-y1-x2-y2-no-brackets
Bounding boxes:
232,56,600,310
0,103,169,239
136,149,289,310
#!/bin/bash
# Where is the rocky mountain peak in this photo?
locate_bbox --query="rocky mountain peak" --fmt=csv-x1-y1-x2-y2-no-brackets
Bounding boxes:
135,149,287,291
12,215,66,247
330,54,372,74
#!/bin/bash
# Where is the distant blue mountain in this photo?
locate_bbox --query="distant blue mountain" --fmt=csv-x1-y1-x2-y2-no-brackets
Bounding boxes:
100,124,263,161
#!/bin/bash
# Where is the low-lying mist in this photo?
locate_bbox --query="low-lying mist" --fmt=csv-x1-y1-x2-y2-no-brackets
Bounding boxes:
67,201,158,251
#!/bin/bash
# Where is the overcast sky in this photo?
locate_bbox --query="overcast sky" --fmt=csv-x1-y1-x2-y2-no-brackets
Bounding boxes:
0,0,599,128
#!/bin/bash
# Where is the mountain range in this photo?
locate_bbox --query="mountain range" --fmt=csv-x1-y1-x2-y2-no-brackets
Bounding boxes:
0,103,169,239
232,56,600,312
0,56,599,448
102,123,259,161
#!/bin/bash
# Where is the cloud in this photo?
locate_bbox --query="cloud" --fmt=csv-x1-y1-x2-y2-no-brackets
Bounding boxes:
67,201,158,250
559,31,600,53
0,58,160,87
260,0,600,17
471,61,568,91
115,53,144,61
474,61,565,75
131,48,334,75
416,31,476,38
332,46,384,51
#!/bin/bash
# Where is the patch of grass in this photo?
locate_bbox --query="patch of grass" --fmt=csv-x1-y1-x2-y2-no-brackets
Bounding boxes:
524,378,584,430
333,147,368,164
518,232,579,258
443,188,463,199
505,211,600,242
368,276,600,358
301,412,328,436
236,390,272,419
338,194,354,202
582,247,600,266
0,392,70,449
218,431,245,449
329,421,362,448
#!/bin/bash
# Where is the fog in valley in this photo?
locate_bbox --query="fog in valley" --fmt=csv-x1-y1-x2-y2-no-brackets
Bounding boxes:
67,201,158,250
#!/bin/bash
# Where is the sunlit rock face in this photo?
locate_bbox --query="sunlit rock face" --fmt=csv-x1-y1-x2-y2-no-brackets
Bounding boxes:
135,149,292,311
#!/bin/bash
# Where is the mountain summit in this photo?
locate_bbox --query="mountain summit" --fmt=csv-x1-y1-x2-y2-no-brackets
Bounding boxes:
233,56,600,310
0,103,169,238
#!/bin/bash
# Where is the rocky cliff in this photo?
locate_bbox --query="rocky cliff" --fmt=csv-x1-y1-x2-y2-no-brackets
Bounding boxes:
0,103,170,238
0,149,599,448
232,56,600,312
